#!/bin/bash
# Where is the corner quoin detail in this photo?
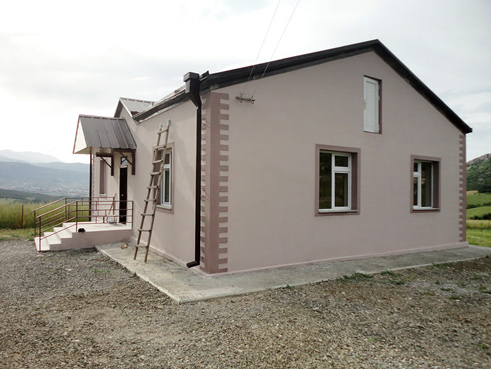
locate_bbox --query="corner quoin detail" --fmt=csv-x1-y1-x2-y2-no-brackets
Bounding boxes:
458,134,467,243
200,92,230,274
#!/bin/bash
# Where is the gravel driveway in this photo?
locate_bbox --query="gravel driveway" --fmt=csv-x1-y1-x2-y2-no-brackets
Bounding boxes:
1,239,490,368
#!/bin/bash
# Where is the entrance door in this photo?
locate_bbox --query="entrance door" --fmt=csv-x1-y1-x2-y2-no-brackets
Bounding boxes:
119,159,128,223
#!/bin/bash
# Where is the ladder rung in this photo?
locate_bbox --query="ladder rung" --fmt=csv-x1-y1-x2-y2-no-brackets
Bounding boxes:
158,128,168,134
152,159,164,164
144,199,157,202
155,145,167,150
150,171,160,176
141,213,154,217
138,229,152,232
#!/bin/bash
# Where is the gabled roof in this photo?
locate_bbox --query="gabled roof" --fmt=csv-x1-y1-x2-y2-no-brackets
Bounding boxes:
115,97,154,117
133,39,471,134
73,115,137,155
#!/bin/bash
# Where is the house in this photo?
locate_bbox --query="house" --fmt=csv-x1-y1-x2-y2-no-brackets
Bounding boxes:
73,40,472,275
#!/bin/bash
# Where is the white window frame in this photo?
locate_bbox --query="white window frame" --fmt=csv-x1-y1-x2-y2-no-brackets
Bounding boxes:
364,76,380,133
160,150,172,208
319,151,352,213
413,160,433,209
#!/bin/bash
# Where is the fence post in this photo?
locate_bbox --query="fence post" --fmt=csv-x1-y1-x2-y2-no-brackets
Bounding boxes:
20,204,24,229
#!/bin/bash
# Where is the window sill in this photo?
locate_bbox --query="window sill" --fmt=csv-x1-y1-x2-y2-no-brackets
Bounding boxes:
411,207,440,213
317,209,359,216
156,204,173,213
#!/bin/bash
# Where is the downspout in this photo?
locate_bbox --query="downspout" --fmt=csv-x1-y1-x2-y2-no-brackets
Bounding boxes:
184,72,202,268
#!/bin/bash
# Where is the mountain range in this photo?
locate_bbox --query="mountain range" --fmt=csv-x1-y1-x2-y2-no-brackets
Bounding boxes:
0,150,89,197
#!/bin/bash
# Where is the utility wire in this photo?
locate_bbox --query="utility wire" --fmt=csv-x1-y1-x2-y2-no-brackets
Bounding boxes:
242,0,282,95
252,0,301,97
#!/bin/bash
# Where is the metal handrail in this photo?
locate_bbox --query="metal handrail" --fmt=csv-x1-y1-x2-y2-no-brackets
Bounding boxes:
34,198,133,250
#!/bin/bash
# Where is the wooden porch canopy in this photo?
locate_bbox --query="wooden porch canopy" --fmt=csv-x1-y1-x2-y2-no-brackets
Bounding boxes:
73,115,137,175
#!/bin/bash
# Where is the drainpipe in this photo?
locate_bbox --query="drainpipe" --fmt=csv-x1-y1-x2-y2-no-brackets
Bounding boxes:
184,72,201,268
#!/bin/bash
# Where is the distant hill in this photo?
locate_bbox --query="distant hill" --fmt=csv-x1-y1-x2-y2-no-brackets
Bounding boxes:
0,149,61,163
34,162,89,173
467,153,491,193
0,161,89,197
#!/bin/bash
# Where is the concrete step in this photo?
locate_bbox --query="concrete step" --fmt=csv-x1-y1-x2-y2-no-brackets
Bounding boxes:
34,223,132,252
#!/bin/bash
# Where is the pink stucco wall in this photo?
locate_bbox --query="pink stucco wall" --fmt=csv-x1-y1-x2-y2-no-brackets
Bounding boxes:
105,100,198,266
213,51,466,273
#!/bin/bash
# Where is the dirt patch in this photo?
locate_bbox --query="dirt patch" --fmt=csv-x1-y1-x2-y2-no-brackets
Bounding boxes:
1,240,490,368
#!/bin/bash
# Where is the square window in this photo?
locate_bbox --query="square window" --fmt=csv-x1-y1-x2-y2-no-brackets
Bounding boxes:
412,157,440,211
317,145,360,215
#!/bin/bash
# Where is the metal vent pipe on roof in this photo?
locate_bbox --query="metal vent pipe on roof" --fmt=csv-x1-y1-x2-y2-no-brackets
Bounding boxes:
184,72,202,269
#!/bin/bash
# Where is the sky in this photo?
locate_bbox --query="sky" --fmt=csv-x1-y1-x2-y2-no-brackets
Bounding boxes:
0,0,489,163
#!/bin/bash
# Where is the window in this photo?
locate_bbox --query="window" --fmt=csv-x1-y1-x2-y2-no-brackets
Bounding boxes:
412,156,440,211
364,76,381,133
317,145,360,215
159,150,172,208
99,158,106,195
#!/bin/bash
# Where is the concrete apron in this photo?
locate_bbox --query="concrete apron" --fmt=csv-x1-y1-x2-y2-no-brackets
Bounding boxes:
96,244,491,304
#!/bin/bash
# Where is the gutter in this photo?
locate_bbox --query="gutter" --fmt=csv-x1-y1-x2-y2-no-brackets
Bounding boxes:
183,72,202,268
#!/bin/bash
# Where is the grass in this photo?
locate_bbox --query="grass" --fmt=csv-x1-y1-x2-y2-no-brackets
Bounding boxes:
466,192,491,247
467,206,491,220
0,228,35,241
467,228,491,247
466,191,491,208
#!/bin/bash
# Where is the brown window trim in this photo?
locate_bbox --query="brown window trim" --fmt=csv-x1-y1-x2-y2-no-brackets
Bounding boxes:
410,155,440,213
364,75,382,134
156,142,174,214
315,144,361,216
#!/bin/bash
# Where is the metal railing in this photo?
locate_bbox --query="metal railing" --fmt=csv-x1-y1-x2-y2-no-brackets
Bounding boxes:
33,197,133,250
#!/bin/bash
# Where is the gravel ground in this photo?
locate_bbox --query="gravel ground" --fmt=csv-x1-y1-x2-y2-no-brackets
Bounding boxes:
0,240,490,369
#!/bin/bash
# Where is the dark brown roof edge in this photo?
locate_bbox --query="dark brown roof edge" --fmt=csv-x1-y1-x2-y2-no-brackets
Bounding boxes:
134,40,471,134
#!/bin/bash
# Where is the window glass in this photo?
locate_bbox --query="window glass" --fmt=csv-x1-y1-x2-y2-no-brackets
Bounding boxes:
421,162,432,207
319,152,332,209
334,173,349,207
335,155,349,167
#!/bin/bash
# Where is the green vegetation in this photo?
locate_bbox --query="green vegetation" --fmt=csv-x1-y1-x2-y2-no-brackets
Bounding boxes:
0,188,59,204
467,206,491,220
466,191,491,247
0,228,34,241
467,155,491,193
0,200,48,229
467,229,491,247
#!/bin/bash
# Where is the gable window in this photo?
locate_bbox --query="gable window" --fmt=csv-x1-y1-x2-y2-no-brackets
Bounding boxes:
412,156,440,211
316,145,360,215
364,76,381,133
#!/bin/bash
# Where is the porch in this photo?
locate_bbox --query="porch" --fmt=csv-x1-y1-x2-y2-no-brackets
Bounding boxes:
33,197,133,252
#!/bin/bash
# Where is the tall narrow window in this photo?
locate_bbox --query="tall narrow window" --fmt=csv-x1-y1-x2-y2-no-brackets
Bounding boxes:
99,158,106,195
160,150,172,207
319,151,352,211
412,157,440,211
364,76,380,133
